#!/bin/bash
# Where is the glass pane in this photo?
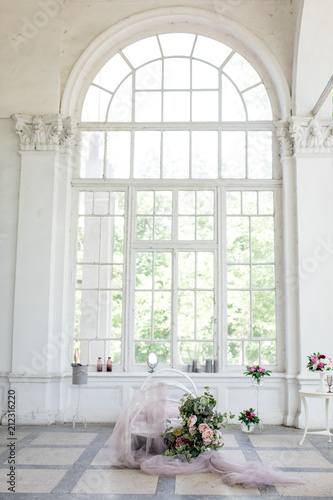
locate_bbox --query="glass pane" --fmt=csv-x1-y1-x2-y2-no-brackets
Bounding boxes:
136,252,153,289
179,191,195,214
137,191,154,213
155,191,172,214
164,58,190,89
155,216,172,240
108,76,132,122
221,76,246,121
100,264,123,289
227,216,249,263
94,192,109,215
106,132,130,178
97,291,111,338
245,341,259,365
251,217,274,262
89,340,105,365
227,341,242,365
155,253,172,289
78,264,99,289
252,265,275,288
154,291,171,339
77,340,89,365
80,132,104,178
123,36,161,68
197,252,214,289
192,91,218,121
79,217,100,263
163,91,190,121
226,192,241,214
192,60,218,89
135,341,170,364
243,84,272,120
79,290,98,338
94,53,131,92
110,192,125,215
221,131,245,178
135,91,161,122
197,191,214,214
178,252,195,289
135,61,162,90
242,191,257,214
261,340,276,364
223,53,261,91
163,131,189,178
193,35,232,67
81,86,110,122
248,131,272,179
134,131,161,178
227,290,250,338
178,216,195,240
106,340,122,365
100,217,123,263
192,131,218,178
253,291,276,338
259,191,274,214
197,216,214,240
135,291,152,339
136,216,153,240
178,341,214,365
79,192,93,215
197,292,214,339
227,265,250,288
159,33,195,57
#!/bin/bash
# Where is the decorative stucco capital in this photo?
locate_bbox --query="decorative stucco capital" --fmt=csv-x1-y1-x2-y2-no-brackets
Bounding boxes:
275,121,293,158
289,117,333,155
12,114,78,152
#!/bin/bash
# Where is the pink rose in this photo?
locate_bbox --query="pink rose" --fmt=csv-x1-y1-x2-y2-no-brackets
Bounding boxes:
311,355,318,364
189,425,196,434
249,366,255,373
202,427,214,444
258,367,264,373
318,362,325,370
188,415,197,427
198,423,208,433
319,354,326,359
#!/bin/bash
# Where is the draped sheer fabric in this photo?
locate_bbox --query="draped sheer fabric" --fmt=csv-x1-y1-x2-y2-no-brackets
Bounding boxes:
108,381,303,488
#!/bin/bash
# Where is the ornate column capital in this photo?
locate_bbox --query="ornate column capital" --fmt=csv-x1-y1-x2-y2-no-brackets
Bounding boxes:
275,121,293,158
12,114,78,152
289,117,333,155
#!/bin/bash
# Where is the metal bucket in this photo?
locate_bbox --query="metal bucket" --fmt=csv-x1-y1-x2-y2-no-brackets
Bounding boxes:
72,365,88,385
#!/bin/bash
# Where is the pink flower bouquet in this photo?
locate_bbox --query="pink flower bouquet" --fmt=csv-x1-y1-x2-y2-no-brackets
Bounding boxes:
238,408,260,430
243,364,271,380
306,352,332,372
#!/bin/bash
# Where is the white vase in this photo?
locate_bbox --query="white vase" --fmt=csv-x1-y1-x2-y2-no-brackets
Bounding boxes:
316,371,326,392
241,422,255,433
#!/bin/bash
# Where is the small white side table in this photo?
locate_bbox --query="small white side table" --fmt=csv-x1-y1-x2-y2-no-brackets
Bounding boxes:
299,390,333,445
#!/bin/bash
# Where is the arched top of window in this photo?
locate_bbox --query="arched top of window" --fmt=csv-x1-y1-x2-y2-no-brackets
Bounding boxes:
81,33,272,123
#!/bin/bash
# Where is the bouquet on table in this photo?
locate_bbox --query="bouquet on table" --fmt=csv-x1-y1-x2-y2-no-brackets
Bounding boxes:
306,352,332,371
238,408,260,430
243,364,271,381
161,387,234,461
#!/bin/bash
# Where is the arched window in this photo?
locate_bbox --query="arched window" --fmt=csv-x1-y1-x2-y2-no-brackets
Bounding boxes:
74,33,280,371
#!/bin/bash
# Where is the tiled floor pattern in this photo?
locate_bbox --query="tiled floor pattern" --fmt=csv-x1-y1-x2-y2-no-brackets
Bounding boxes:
0,424,333,499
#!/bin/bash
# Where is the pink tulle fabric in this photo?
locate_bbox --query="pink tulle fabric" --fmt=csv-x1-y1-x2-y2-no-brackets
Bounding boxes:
108,382,303,488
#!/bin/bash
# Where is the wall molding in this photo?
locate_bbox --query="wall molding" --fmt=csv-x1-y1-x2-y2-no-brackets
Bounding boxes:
276,117,333,157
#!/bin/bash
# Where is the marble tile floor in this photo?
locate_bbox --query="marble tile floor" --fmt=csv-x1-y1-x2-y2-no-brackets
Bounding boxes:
0,424,333,499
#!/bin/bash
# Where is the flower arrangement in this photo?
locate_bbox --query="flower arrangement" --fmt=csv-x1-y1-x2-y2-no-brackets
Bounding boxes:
161,387,234,461
243,365,271,380
238,408,260,430
306,352,332,372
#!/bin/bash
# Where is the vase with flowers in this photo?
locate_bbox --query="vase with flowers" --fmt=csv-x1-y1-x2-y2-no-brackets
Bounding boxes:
238,408,260,433
306,352,332,392
243,365,271,386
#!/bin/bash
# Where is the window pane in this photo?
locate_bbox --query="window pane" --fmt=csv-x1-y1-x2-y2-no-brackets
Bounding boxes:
197,291,214,339
100,217,123,263
137,191,154,213
243,84,272,120
159,33,195,57
134,131,161,178
136,252,153,289
79,192,93,215
178,216,195,240
135,61,162,90
77,264,99,289
197,191,214,214
251,217,274,262
193,35,232,67
164,58,190,89
94,53,131,92
106,132,130,178
163,131,189,178
226,192,241,214
221,75,246,121
192,60,218,89
155,216,172,240
155,253,172,289
261,340,276,364
227,290,250,338
197,216,214,240
135,342,170,364
155,191,172,214
154,292,171,339
197,252,214,289
100,264,123,289
192,131,218,178
106,340,122,365
135,91,161,122
94,192,109,215
112,292,123,337
245,341,259,365
252,265,275,288
227,265,250,288
242,191,257,214
227,216,249,263
79,290,98,338
135,291,152,339
78,217,100,263
222,131,245,178
227,340,242,365
110,192,125,216
259,191,274,214
81,86,110,122
248,131,272,179
179,191,195,214
253,291,276,338
192,91,218,121
163,91,190,121
178,341,214,365
108,76,132,122
123,36,161,68
80,132,104,178
223,53,261,91
136,216,153,240
178,252,195,289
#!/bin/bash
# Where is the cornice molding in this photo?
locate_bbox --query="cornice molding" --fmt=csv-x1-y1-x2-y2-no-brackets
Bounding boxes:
276,118,333,158
12,114,78,152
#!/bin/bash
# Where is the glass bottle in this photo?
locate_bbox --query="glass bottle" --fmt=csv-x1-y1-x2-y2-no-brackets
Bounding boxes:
107,357,112,372
97,357,103,372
